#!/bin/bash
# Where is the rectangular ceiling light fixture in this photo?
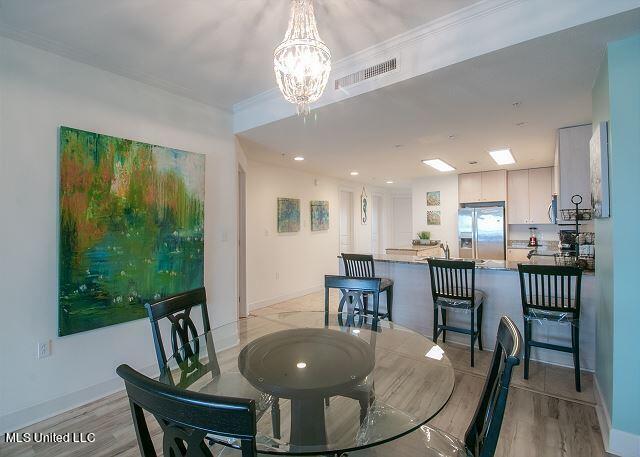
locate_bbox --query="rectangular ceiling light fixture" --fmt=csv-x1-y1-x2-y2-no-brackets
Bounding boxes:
489,148,516,165
422,159,455,172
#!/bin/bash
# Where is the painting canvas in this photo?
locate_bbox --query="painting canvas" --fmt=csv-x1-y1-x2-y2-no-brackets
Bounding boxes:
278,198,300,233
589,121,610,218
426,191,441,206
310,200,329,231
427,210,441,225
59,126,205,336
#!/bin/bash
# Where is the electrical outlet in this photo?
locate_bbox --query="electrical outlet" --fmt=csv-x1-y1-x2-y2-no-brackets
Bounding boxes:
37,340,51,359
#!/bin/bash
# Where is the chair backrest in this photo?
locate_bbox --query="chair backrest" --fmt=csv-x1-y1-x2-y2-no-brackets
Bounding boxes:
517,264,582,317
117,364,257,457
342,253,376,278
145,287,210,372
324,275,382,324
427,258,477,303
464,316,522,457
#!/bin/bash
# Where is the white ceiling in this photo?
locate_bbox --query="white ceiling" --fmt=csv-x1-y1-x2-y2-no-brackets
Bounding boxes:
238,10,640,187
0,0,478,109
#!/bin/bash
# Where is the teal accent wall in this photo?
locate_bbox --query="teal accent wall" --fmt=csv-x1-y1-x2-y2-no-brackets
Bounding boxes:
608,34,640,435
592,54,613,420
593,34,640,436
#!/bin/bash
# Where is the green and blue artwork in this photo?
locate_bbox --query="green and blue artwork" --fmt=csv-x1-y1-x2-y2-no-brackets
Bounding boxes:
310,200,329,231
277,198,300,233
59,126,205,336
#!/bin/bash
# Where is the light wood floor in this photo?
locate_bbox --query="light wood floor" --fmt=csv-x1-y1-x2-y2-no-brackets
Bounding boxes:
1,291,609,457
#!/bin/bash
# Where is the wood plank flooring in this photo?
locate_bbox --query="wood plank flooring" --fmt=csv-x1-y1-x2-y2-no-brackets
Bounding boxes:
1,291,609,456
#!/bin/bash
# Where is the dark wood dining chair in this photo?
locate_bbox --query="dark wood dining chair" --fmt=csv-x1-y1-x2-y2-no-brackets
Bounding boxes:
428,258,485,366
145,288,281,440
117,364,258,457
518,264,583,391
341,254,393,321
325,274,383,326
349,316,522,457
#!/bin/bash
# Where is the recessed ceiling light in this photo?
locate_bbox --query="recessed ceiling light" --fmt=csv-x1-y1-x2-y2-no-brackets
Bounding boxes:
296,362,307,369
394,144,404,148
421,159,455,172
488,148,516,165
350,171,359,176
515,122,527,127
386,180,394,184
293,156,304,161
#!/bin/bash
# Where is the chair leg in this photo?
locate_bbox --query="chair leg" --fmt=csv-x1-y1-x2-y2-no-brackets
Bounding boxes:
386,286,393,321
524,319,531,379
433,306,439,343
470,311,475,367
271,398,281,439
572,324,581,392
440,308,447,343
477,304,483,351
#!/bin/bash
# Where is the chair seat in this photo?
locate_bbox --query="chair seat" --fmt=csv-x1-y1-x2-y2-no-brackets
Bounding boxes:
350,404,471,456
436,289,485,310
524,309,578,325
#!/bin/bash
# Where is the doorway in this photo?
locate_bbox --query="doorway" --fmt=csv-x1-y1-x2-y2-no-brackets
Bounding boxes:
392,195,412,247
237,168,247,318
339,190,354,253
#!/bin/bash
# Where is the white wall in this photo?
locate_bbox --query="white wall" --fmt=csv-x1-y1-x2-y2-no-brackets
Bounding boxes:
241,156,397,309
0,37,238,432
411,175,460,257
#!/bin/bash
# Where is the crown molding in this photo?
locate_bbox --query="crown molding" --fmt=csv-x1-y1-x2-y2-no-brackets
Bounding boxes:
233,0,640,133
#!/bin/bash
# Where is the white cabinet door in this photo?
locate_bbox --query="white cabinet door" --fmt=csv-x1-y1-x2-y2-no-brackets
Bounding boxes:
528,167,553,224
481,170,507,202
458,173,482,203
558,125,591,210
507,169,530,224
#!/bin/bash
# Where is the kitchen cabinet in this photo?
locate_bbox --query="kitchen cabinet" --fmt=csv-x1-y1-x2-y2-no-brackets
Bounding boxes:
528,167,553,223
458,170,507,203
555,124,592,210
458,172,482,203
507,167,553,224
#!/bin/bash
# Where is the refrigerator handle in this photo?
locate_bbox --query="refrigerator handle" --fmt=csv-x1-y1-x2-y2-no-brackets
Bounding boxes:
472,211,478,259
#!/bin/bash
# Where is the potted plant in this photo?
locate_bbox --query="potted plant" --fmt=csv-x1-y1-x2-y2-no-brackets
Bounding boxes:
416,231,431,245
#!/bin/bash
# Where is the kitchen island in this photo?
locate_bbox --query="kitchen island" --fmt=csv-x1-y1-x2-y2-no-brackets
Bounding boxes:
338,254,596,370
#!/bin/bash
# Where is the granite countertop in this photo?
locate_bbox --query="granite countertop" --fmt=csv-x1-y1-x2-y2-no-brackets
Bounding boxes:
338,253,594,274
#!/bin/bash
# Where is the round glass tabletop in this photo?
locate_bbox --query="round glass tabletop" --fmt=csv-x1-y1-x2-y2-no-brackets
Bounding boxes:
158,311,455,455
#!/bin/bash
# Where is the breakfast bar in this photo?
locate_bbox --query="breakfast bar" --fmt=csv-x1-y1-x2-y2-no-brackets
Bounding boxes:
339,255,596,370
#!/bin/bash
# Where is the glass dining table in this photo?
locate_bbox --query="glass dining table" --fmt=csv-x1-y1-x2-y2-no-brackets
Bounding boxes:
157,311,455,455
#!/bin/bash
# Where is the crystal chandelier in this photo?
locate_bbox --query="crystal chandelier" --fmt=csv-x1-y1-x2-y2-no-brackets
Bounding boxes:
274,0,332,116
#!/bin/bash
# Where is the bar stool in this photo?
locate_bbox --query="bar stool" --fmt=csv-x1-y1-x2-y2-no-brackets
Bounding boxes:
427,258,485,366
518,264,583,391
341,253,393,321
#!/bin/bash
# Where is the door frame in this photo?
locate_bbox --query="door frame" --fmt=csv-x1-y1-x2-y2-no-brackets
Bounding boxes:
237,166,247,318
338,186,356,254
370,192,384,254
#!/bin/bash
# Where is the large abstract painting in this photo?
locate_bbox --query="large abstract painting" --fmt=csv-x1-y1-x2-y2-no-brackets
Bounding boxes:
59,126,205,336
310,200,329,231
277,198,300,233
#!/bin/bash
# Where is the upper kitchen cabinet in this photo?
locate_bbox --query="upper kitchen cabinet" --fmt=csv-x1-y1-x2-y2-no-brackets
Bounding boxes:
508,167,554,224
555,124,592,210
458,170,507,203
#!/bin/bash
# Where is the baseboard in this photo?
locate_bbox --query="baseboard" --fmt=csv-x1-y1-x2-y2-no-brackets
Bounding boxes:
0,363,158,435
595,376,640,457
248,285,323,311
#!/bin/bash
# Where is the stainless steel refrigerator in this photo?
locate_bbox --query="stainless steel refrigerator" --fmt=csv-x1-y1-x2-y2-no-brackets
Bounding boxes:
458,206,505,260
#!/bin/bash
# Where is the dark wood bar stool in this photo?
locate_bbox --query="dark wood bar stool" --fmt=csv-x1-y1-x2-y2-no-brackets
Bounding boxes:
341,253,393,321
427,259,485,366
518,264,583,391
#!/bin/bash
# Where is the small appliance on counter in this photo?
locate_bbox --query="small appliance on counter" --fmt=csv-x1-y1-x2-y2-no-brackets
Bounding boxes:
528,227,538,247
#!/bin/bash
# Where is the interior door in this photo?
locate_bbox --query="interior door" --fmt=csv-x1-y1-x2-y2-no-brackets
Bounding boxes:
371,195,383,254
392,196,412,247
339,190,354,253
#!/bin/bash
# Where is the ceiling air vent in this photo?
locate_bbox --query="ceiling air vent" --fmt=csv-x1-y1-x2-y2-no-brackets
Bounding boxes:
334,58,397,90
